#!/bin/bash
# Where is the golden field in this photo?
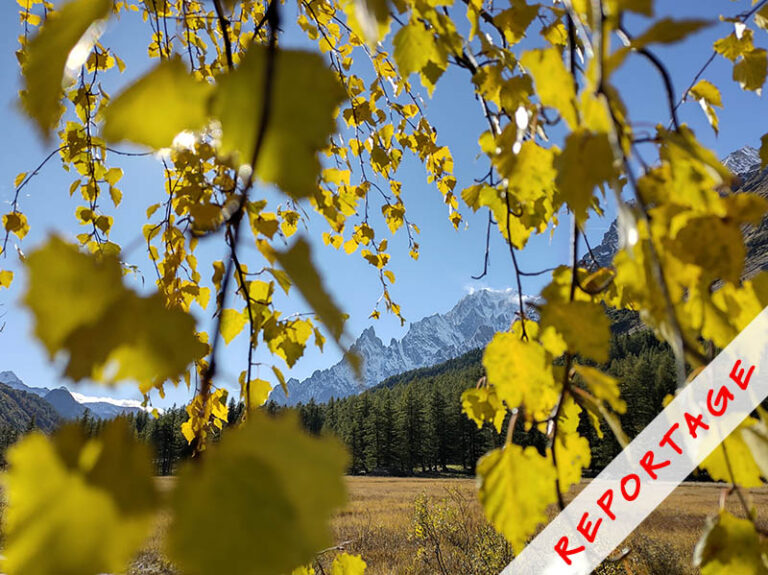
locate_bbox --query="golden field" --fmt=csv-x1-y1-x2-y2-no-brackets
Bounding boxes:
126,477,768,575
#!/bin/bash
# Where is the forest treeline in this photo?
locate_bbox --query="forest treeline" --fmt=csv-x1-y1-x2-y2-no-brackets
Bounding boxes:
2,327,681,476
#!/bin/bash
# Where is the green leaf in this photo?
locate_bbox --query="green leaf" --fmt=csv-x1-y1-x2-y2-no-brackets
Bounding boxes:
3,420,157,575
102,57,212,149
392,20,447,95
20,0,112,137
274,238,346,343
24,237,207,392
555,129,616,223
477,444,557,552
520,47,578,129
168,412,348,575
212,45,346,199
694,511,768,574
733,49,768,93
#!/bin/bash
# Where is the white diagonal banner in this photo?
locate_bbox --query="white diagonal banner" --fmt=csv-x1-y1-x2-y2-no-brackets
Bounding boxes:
502,306,768,575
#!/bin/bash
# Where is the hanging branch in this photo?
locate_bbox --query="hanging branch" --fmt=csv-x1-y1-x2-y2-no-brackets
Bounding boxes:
196,0,280,448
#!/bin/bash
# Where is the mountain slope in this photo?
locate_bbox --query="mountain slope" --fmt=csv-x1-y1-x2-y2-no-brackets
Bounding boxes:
582,145,768,277
0,371,143,420
0,383,60,432
271,289,525,405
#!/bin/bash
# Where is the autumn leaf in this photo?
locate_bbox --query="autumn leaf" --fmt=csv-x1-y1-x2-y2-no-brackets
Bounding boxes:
169,412,348,575
24,237,207,392
274,238,346,343
2,420,157,575
102,57,212,149
20,0,112,136
540,300,611,362
555,129,616,223
477,444,557,552
212,45,346,198
521,47,578,129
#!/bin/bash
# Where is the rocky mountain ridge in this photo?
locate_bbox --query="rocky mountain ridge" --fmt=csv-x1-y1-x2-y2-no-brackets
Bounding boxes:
270,288,527,405
582,145,768,272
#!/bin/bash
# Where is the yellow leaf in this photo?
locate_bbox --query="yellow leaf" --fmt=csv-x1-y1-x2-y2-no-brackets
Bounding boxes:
3,420,157,575
20,0,112,136
247,378,272,408
556,432,591,491
555,129,616,223
733,48,767,93
494,0,538,45
483,332,559,419
461,387,506,433
220,308,247,345
169,412,348,575
24,237,207,391
331,553,367,575
540,300,611,362
392,20,447,94
694,511,768,574
275,238,346,342
213,46,345,198
714,29,754,62
672,216,744,284
573,365,626,413
3,212,30,240
700,421,763,487
0,270,13,289
340,0,390,44
689,79,722,134
103,57,211,149
477,444,557,552
630,18,711,49
520,47,578,129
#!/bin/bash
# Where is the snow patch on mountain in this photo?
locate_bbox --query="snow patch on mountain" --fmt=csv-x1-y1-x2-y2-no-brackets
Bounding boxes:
0,371,146,419
270,288,526,405
722,145,761,177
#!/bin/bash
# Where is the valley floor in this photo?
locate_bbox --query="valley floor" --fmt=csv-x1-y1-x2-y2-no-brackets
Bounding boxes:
8,477,768,575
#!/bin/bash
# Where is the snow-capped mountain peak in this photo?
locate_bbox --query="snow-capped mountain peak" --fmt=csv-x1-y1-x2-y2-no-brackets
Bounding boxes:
723,145,761,178
270,288,524,405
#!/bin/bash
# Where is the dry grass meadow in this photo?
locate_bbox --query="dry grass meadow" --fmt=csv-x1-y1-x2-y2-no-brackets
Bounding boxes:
119,476,768,575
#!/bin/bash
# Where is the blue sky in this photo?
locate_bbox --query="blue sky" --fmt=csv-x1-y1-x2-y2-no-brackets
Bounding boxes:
0,0,766,408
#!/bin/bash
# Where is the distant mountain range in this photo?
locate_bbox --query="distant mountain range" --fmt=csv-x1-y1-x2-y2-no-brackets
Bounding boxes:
273,145,768,406
0,371,144,425
0,382,60,432
271,288,529,405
